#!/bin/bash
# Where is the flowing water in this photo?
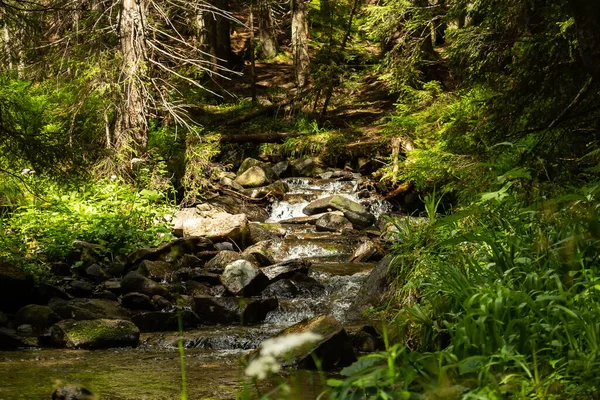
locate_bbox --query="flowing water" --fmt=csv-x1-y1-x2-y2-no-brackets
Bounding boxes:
0,176,391,399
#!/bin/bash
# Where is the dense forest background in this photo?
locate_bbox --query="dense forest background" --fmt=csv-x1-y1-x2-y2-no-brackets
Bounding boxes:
2,0,600,398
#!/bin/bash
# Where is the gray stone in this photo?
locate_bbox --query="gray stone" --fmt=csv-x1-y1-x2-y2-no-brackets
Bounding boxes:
252,314,355,369
315,213,353,232
220,176,245,191
237,158,277,181
85,264,109,283
207,195,269,222
127,237,214,266
172,208,198,237
220,260,269,296
349,239,382,262
235,166,272,188
303,195,375,229
205,250,244,274
121,271,170,299
49,319,139,349
121,292,154,311
49,298,130,321
261,259,311,281
180,254,204,269
272,161,289,177
348,257,392,321
15,304,61,331
65,280,95,298
193,296,278,324
242,241,275,266
290,157,323,177
184,281,213,297
137,260,178,282
261,279,298,299
183,212,249,244
248,222,286,244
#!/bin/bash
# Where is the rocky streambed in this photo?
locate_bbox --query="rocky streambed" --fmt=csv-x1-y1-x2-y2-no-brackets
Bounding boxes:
0,157,400,399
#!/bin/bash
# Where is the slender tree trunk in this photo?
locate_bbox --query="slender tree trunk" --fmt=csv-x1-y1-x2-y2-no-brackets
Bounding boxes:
257,0,277,59
115,0,148,157
291,0,310,88
205,0,232,69
568,0,600,79
250,2,257,101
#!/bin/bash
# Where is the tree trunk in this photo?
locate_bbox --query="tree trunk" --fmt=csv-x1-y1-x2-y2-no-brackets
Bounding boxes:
568,0,600,79
258,0,278,59
115,0,148,157
205,0,232,69
291,0,310,88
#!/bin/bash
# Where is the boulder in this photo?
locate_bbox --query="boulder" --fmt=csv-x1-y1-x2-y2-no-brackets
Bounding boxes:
220,176,245,191
183,212,249,245
91,291,118,301
184,281,213,297
131,311,200,332
15,304,61,331
172,267,220,285
193,297,278,324
52,385,95,400
120,292,155,311
205,250,244,274
85,264,109,283
290,157,323,177
255,314,355,369
303,195,375,229
347,325,385,353
315,213,353,232
272,161,289,177
49,319,139,349
101,280,122,295
152,295,172,310
248,222,286,244
64,279,95,298
0,261,36,312
137,260,178,282
207,196,269,222
0,328,34,350
289,273,325,296
261,259,311,281
180,254,204,269
349,239,383,262
220,260,269,296
261,279,299,299
127,237,214,266
121,271,170,299
172,208,198,237
235,166,272,188
49,298,130,321
347,257,392,321
237,157,277,181
243,181,289,200
242,241,275,266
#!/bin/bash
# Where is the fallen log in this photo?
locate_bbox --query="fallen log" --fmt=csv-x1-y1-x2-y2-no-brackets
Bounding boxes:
219,131,298,143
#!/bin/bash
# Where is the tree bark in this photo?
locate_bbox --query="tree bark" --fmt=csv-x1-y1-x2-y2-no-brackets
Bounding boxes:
205,0,232,69
291,0,310,88
567,0,600,79
115,0,148,157
257,0,277,59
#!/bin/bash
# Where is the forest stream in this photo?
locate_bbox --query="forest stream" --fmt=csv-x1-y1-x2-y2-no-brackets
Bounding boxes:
0,167,394,399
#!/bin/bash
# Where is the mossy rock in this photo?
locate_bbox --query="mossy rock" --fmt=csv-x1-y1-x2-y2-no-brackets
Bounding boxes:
49,298,130,321
15,304,61,332
50,319,140,349
303,195,375,229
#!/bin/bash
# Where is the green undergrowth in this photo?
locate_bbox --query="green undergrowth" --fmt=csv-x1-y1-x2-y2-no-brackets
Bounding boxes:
0,177,175,280
324,181,600,398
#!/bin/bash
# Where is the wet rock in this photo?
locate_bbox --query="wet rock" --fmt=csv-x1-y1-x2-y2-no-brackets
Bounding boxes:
235,166,272,188
272,161,289,177
91,291,118,301
0,261,36,312
220,260,269,296
184,281,213,297
303,195,375,229
289,273,325,296
207,195,269,222
121,292,154,311
193,297,278,324
279,213,333,225
49,319,139,349
127,237,214,266
188,269,222,285
205,251,243,274
256,314,356,369
244,181,289,199
349,238,383,262
101,280,122,295
131,311,200,332
248,222,286,244
152,295,172,310
261,259,311,281
15,304,61,332
237,157,277,182
137,260,178,282
290,157,323,177
52,385,96,400
183,212,249,244
315,213,353,232
64,280,95,298
85,264,109,283
49,298,130,321
214,242,235,251
121,271,170,299
220,176,244,191
347,325,385,353
0,327,34,349
261,279,298,299
242,241,275,266
348,256,392,321
180,254,204,269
